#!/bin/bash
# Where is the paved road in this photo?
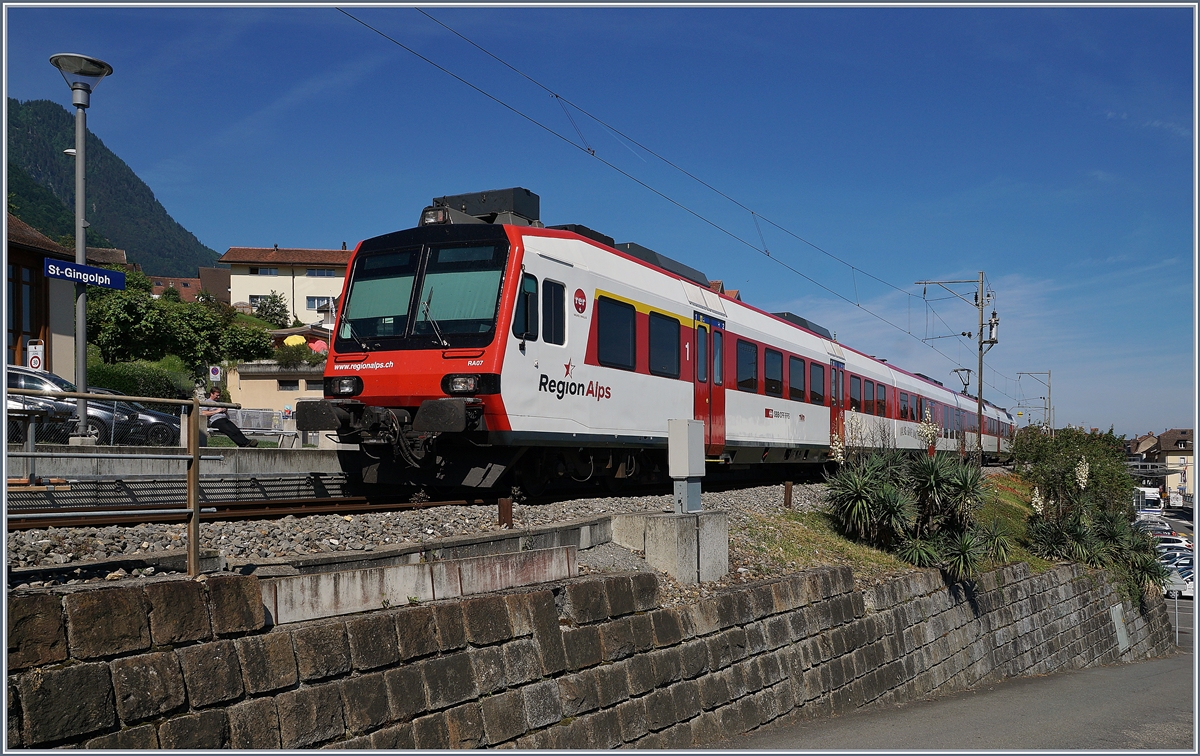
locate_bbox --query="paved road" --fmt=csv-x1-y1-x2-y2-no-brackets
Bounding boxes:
706,653,1194,750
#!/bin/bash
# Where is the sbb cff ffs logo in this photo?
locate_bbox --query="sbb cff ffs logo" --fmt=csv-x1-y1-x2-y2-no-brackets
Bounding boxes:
573,289,587,314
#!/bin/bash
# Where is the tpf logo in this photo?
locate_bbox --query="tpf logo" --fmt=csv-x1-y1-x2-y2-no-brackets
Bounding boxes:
573,289,587,314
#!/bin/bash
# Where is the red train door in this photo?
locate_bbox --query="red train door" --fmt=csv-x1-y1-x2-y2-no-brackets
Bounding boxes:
693,314,726,454
829,360,846,447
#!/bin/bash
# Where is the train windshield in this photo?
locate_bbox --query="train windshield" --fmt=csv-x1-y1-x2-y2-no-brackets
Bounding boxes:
338,242,508,350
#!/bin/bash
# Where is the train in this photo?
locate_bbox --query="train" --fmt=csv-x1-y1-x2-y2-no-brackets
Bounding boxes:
296,188,1014,494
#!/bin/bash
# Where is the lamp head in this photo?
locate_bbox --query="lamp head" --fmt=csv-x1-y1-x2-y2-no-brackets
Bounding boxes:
49,53,113,107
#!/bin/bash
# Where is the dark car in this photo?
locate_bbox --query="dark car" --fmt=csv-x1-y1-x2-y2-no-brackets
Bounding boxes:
88,387,181,446
6,365,142,444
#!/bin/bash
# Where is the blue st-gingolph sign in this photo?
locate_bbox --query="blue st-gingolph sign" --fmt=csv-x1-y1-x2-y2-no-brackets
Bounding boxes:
44,259,126,290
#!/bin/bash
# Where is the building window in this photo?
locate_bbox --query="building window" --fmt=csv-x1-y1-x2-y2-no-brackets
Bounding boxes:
181,282,191,288
512,274,538,341
249,267,278,276
764,349,783,397
306,296,333,311
809,362,825,405
789,356,805,401
304,379,322,391
278,380,300,391
542,280,566,345
737,340,758,393
596,296,635,370
249,294,267,308
306,268,337,277
648,312,680,378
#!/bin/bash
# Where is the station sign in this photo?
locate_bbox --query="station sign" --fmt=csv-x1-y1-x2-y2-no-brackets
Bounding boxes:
43,259,126,290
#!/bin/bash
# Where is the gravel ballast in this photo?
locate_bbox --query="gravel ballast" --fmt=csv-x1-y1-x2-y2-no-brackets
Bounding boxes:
7,484,831,604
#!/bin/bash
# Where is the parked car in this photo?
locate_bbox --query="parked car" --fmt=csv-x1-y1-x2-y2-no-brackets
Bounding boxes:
1153,535,1193,551
1164,569,1193,600
6,365,141,444
88,388,181,446
1159,552,1193,572
1135,520,1176,536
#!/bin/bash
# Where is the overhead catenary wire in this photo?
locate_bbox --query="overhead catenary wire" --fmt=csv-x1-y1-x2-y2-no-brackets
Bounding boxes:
339,8,1019,402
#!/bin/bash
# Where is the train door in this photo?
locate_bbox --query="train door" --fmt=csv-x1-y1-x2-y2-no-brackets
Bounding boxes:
693,313,726,454
829,359,846,445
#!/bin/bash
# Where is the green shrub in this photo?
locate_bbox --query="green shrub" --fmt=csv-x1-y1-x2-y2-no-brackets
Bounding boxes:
88,360,191,411
273,343,326,369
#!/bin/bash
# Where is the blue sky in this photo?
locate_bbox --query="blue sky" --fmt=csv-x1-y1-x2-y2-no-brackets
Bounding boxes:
4,5,1195,437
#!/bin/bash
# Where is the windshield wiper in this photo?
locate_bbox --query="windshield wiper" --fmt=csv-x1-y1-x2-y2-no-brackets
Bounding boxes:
340,318,371,352
421,288,450,348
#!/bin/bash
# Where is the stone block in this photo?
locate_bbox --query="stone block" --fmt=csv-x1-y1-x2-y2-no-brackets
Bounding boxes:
206,574,266,635
645,687,676,731
470,645,508,694
558,669,600,717
346,613,400,670
522,679,563,729
524,590,568,675
765,615,792,649
744,621,767,655
599,616,636,661
503,637,543,685
18,662,114,746
650,608,684,647
672,678,703,721
587,706,623,749
412,711,450,749
158,710,228,749
728,626,749,662
227,697,281,749
705,632,732,671
236,632,298,694
110,651,186,724
595,662,631,707
718,697,747,735
698,510,729,582
699,670,731,710
434,603,467,650
556,714,592,749
64,586,150,660
277,684,346,748
679,639,710,679
617,696,649,742
645,514,700,584
505,593,535,637
463,595,514,645
341,671,391,735
689,707,724,747
563,625,603,670
384,664,427,721
370,722,415,749
84,723,158,749
629,612,654,651
605,575,638,617
176,639,244,707
625,654,657,696
292,621,351,682
650,646,683,687
145,579,211,645
422,652,479,709
482,689,527,745
7,593,67,671
394,605,439,659
630,572,659,611
563,579,610,625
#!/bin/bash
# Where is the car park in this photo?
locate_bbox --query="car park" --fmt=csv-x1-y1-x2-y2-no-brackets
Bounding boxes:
6,365,141,444
88,388,181,446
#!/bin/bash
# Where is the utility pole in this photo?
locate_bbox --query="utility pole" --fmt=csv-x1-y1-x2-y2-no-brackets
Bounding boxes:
1017,371,1052,436
916,271,997,464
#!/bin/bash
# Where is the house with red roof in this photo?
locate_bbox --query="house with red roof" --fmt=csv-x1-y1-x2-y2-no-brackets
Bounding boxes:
218,244,352,324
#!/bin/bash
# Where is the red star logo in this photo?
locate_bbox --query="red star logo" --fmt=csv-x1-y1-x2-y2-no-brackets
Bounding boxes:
564,359,575,378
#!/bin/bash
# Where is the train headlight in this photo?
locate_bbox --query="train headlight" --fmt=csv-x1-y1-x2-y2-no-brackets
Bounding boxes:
444,374,479,394
324,376,363,397
420,207,450,226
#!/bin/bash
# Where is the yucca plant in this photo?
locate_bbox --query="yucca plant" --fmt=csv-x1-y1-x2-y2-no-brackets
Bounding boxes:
825,463,877,540
941,530,985,582
977,519,1013,564
872,483,916,548
896,534,941,568
945,462,986,532
905,453,958,538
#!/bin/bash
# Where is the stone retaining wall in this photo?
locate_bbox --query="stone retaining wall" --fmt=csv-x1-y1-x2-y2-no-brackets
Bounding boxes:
5,562,1173,749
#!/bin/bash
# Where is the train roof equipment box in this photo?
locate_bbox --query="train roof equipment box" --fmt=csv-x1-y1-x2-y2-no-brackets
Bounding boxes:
432,188,540,224
615,242,710,288
771,311,833,340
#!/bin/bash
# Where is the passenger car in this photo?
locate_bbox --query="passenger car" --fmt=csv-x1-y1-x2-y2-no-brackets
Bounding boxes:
88,388,181,446
6,365,141,444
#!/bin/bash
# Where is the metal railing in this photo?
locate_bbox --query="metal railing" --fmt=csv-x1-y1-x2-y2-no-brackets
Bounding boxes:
6,388,239,576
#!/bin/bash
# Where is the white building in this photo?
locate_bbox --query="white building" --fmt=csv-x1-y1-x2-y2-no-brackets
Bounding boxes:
219,244,352,325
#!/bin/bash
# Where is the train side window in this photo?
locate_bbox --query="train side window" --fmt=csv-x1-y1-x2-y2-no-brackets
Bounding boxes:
876,383,887,417
712,331,723,385
809,363,825,405
849,375,861,412
512,274,538,341
899,392,909,420
648,312,681,378
596,296,636,370
789,356,805,401
764,349,783,397
864,380,874,415
737,340,758,393
917,396,925,422
542,279,566,345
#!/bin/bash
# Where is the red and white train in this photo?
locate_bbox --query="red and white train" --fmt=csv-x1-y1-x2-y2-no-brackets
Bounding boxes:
297,188,1014,493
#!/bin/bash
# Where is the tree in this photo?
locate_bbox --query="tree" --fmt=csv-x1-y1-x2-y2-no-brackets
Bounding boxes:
220,325,274,363
255,291,290,328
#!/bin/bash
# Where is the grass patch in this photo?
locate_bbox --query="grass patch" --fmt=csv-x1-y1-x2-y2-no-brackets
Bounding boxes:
204,435,278,449
234,312,277,329
983,472,1055,574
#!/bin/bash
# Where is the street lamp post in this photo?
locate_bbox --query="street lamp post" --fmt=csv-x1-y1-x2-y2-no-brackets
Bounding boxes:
50,53,112,444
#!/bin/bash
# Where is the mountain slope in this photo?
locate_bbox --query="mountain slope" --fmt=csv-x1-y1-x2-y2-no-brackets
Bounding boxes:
7,162,112,249
7,98,218,276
